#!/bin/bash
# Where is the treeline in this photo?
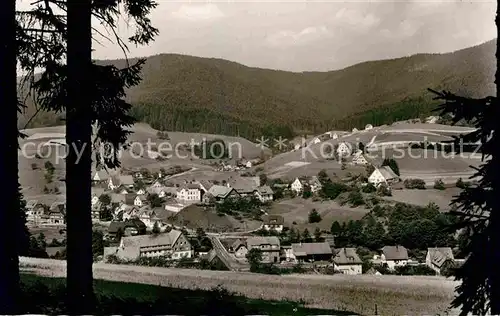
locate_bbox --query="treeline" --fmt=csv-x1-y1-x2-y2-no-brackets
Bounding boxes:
331,202,457,251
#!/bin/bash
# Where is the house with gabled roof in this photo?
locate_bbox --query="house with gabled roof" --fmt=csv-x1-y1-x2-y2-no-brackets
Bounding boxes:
230,239,248,258
246,236,280,263
291,242,333,263
137,207,162,229
368,166,400,187
207,185,240,202
91,188,105,206
115,229,192,261
426,247,454,274
255,185,274,202
48,201,66,225
379,245,409,270
93,169,110,182
333,248,362,275
176,183,201,204
26,200,46,223
262,215,284,232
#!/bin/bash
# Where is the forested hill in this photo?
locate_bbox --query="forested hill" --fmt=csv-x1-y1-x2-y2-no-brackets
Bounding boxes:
20,39,495,140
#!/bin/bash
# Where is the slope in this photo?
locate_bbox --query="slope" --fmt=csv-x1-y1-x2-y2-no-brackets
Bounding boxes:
20,39,496,139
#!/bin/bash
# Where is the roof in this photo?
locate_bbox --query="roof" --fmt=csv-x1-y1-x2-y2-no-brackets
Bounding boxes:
291,242,332,257
228,177,259,193
177,183,201,192
333,248,362,265
246,236,280,248
119,175,134,186
378,166,399,180
197,180,213,191
94,169,110,181
428,247,454,268
262,214,284,225
208,185,237,199
231,239,246,250
49,201,65,213
382,245,408,260
110,193,126,204
124,193,138,205
121,229,182,249
26,200,40,209
258,185,274,195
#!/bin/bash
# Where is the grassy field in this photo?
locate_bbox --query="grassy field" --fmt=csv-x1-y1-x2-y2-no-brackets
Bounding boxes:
20,257,459,315
269,198,370,230
20,273,347,315
386,188,461,210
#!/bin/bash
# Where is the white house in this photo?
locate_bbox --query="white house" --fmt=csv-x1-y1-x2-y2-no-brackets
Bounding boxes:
262,215,284,233
426,247,454,274
91,188,105,207
352,154,368,165
291,178,303,193
368,166,399,187
176,184,201,204
336,142,352,157
380,245,409,270
245,161,253,168
231,240,248,259
137,188,146,195
311,137,321,145
255,185,274,202
333,248,363,275
365,124,373,130
352,128,359,133
309,176,322,193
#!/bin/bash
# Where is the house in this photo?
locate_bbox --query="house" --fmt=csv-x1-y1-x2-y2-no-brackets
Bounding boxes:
124,194,144,207
147,186,167,198
26,200,46,223
425,116,440,124
115,229,193,261
352,128,359,133
380,245,409,270
352,154,368,165
246,236,280,263
365,124,373,130
91,201,101,221
426,247,455,274
312,137,321,144
368,166,400,187
255,185,274,202
122,206,140,221
336,142,352,157
137,208,162,229
151,180,163,188
137,188,146,195
231,239,248,258
228,177,259,197
48,202,66,225
290,242,333,263
291,178,303,193
333,248,363,275
91,188,105,206
262,215,284,233
117,186,130,195
207,185,240,202
164,202,186,213
281,245,294,262
308,176,322,193
196,180,213,194
176,184,201,204
107,219,146,239
93,169,110,182
108,175,134,190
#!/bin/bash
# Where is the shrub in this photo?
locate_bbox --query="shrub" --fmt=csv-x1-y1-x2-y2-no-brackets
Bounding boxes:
404,179,426,189
362,183,376,193
433,179,445,190
347,190,364,207
456,178,470,189
308,209,322,223
377,183,392,196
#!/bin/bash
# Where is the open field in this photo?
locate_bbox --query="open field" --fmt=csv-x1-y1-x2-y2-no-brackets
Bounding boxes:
269,198,370,230
386,188,461,210
20,274,343,315
20,256,459,315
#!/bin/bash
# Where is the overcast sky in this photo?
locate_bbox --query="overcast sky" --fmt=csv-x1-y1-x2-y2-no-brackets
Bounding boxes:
20,0,498,72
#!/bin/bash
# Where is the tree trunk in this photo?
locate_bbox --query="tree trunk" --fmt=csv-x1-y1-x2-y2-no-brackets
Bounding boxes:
0,0,20,313
66,0,94,313
492,2,500,314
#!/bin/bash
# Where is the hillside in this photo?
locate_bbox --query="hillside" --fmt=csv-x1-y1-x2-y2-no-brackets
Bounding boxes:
19,39,496,139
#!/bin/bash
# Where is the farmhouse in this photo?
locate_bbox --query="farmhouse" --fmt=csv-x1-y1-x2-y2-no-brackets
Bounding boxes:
309,176,322,193
137,208,162,229
122,206,140,221
207,185,240,202
228,177,260,196
426,247,455,274
290,242,333,263
48,202,66,225
255,185,274,202
291,176,322,194
365,124,373,130
114,229,193,261
176,184,201,204
352,154,368,165
368,166,399,187
26,200,46,223
196,180,214,194
147,186,167,198
333,248,363,275
291,178,303,193
230,239,248,258
262,215,284,232
124,194,145,207
246,236,280,263
380,245,409,270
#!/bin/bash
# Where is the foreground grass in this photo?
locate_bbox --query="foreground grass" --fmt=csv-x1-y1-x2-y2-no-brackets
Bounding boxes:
20,273,353,315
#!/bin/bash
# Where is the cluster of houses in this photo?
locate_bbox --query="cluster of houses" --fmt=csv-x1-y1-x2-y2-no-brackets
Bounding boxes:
215,158,263,172
26,200,66,226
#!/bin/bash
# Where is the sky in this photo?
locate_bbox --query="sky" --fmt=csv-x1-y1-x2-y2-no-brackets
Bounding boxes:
18,0,497,72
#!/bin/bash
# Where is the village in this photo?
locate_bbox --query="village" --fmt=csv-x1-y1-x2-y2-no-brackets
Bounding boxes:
22,119,469,277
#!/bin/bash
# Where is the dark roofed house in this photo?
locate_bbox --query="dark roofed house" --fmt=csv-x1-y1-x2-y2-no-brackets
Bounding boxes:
230,239,248,258
333,248,362,275
291,242,333,263
381,245,409,270
426,247,454,274
246,236,280,263
262,215,284,233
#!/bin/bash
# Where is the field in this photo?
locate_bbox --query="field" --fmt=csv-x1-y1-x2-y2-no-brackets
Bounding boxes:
385,188,461,210
20,257,459,315
268,198,370,230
